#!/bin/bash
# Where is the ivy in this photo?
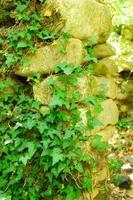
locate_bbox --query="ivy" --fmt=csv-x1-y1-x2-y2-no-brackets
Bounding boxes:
0,1,116,199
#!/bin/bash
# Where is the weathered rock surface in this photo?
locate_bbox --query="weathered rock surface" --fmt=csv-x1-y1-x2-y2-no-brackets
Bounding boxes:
43,0,112,42
15,38,85,77
94,57,118,77
93,43,116,58
116,38,133,71
98,99,119,127
121,25,133,41
92,126,117,141
33,75,118,105
80,99,119,129
88,76,118,99
117,53,133,71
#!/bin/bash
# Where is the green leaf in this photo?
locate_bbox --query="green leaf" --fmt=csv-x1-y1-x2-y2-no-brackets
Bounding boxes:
49,95,64,108
51,148,64,165
17,41,28,48
91,135,109,151
82,176,92,191
55,64,74,75
84,54,97,63
64,186,76,200
16,4,27,12
75,162,83,173
23,119,36,130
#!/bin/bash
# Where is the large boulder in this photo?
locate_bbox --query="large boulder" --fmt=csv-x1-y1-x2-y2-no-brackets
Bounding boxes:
15,38,85,77
42,0,112,43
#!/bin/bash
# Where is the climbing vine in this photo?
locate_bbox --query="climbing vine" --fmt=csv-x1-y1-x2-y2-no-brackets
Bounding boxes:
0,0,123,199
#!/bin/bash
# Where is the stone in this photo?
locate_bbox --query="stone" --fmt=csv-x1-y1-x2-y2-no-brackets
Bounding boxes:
94,57,118,77
33,77,53,105
111,175,132,189
93,43,116,58
33,75,93,105
91,126,117,142
79,99,119,130
121,25,133,41
33,75,118,105
117,53,133,71
88,76,118,99
98,99,119,128
43,0,112,42
116,39,133,71
15,38,85,77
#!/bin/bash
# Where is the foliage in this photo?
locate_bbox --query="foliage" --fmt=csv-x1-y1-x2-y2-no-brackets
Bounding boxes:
0,0,57,74
0,0,123,199
0,64,108,199
108,158,123,174
116,118,133,129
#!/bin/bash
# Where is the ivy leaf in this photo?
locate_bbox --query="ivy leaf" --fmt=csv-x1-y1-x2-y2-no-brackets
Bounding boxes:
23,119,36,130
16,4,27,12
84,54,97,63
64,186,76,200
17,41,28,48
49,95,64,108
37,121,47,134
51,148,64,165
82,176,92,191
55,64,73,75
75,162,83,173
91,135,109,151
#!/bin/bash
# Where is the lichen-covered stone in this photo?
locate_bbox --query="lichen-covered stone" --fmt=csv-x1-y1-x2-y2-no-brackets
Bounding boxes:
116,38,133,71
79,99,119,129
92,126,117,141
88,76,118,99
33,75,118,105
93,43,116,58
43,0,112,42
94,57,118,77
98,99,119,127
15,38,85,77
121,25,133,41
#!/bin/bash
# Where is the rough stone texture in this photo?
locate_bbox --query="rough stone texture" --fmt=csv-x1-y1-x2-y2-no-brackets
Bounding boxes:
33,75,90,105
33,77,53,105
93,43,116,58
79,99,119,129
94,57,118,77
117,53,133,71
88,76,118,99
33,75,118,105
98,99,119,127
121,25,133,41
116,38,133,71
91,126,117,141
15,38,85,77
43,0,112,42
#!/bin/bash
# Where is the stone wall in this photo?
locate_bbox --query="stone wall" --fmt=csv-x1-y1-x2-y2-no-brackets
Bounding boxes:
15,0,120,199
